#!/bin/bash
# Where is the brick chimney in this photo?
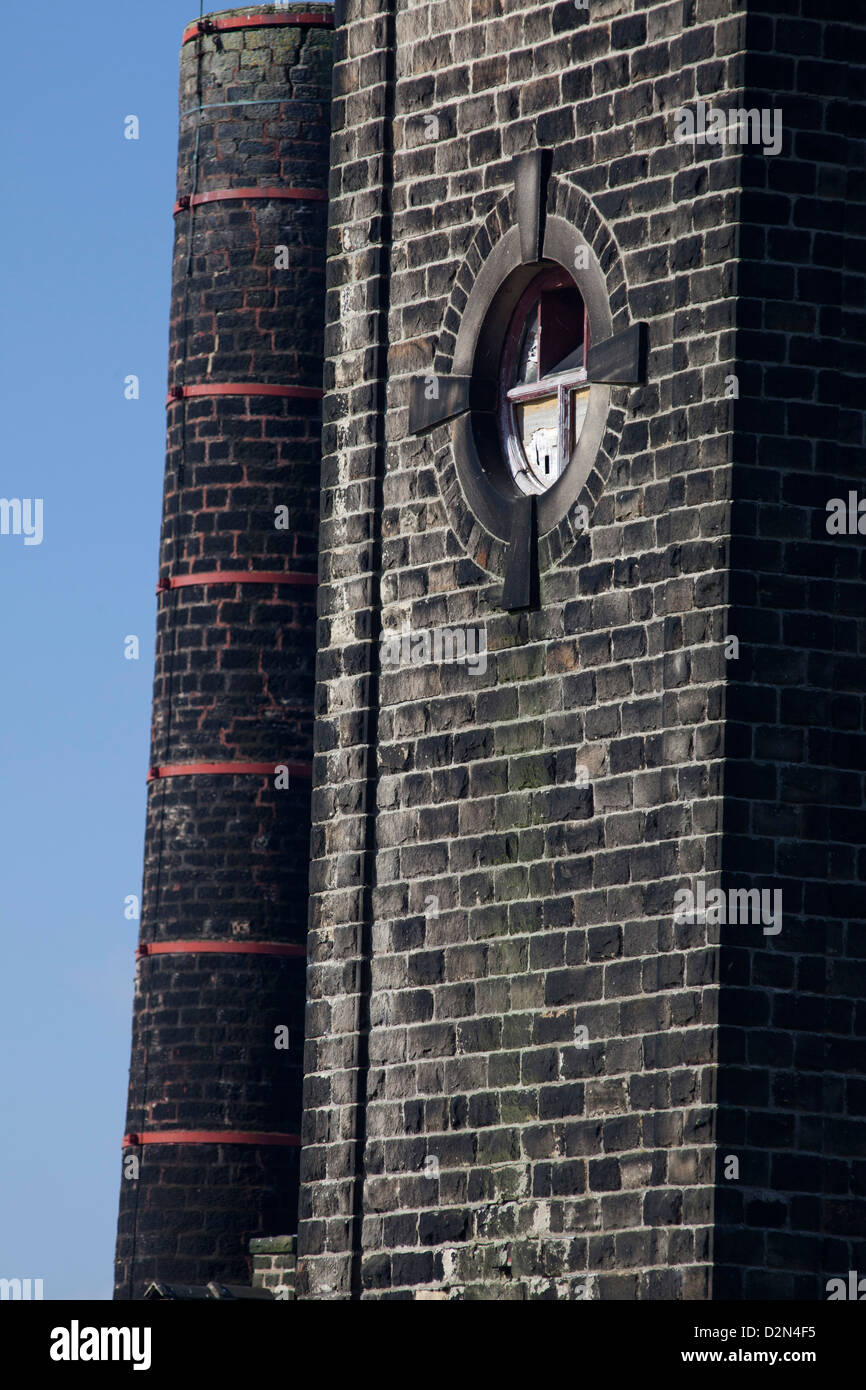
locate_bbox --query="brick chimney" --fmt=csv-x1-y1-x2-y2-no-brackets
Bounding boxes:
114,4,333,1299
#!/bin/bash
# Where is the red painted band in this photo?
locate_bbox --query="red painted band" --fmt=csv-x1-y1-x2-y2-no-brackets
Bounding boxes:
123,1130,301,1148
137,941,306,960
147,760,313,783
157,570,317,594
182,14,334,45
166,383,323,404
174,187,327,215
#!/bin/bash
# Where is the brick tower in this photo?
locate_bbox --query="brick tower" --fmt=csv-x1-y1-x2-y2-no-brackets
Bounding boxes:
295,0,865,1301
114,4,333,1299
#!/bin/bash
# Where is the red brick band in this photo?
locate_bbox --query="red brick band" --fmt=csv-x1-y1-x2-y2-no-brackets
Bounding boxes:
137,941,306,960
166,382,324,405
122,1130,302,1148
182,13,334,45
157,570,317,594
147,760,313,783
174,187,327,214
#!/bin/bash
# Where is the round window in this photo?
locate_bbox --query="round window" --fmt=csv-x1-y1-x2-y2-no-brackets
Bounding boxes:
499,267,590,495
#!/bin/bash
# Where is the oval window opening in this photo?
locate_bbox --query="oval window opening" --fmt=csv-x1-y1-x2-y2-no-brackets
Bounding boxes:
499,266,590,496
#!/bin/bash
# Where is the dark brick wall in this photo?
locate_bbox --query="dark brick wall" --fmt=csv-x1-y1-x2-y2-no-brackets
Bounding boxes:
115,5,332,1300
299,0,740,1301
715,0,866,1298
297,0,864,1301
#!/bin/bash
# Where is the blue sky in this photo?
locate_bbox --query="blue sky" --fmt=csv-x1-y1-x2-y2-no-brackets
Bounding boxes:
0,0,196,1299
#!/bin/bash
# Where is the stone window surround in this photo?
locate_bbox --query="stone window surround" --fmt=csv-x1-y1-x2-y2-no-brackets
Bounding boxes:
409,156,648,598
